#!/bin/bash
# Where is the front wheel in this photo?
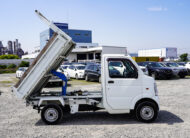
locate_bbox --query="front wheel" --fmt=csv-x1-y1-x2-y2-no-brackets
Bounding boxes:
41,104,63,125
135,101,158,123
179,75,185,78
85,74,89,81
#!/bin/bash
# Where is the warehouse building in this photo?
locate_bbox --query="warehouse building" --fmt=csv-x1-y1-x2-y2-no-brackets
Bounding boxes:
138,47,178,60
40,23,92,49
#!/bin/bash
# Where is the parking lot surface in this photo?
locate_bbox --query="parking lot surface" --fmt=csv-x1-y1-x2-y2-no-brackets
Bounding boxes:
0,73,190,138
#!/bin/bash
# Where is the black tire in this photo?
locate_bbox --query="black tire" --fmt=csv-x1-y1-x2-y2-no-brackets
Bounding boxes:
98,76,101,83
135,101,158,123
75,74,78,80
85,74,89,81
41,104,63,125
179,75,185,78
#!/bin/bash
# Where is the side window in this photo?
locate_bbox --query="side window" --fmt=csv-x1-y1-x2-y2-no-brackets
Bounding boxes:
86,65,91,70
69,66,74,70
94,65,98,71
89,65,94,70
108,59,138,78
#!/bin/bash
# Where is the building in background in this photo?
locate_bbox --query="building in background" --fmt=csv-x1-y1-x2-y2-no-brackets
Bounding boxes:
23,22,100,61
40,22,92,49
22,46,40,59
0,41,4,55
0,39,24,57
7,41,13,54
138,47,178,60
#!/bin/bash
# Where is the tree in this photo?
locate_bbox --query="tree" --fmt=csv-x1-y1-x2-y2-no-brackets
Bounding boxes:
7,64,17,69
179,53,188,62
19,61,30,67
0,54,20,59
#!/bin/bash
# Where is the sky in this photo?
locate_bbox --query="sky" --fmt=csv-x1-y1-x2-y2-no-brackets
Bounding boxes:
0,0,190,54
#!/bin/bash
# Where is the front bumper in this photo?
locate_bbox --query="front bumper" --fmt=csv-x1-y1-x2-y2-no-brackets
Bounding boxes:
178,70,188,76
152,96,160,110
157,71,173,79
78,74,85,78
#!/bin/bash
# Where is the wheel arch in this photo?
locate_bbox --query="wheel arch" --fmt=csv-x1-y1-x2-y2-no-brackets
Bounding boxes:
134,98,159,111
38,97,65,107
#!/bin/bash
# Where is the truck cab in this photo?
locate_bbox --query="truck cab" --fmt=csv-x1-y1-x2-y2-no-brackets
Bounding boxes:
12,11,159,125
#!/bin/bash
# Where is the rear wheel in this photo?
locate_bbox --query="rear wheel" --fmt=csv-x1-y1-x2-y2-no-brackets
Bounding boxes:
151,72,157,80
135,101,158,123
41,104,63,125
98,76,101,83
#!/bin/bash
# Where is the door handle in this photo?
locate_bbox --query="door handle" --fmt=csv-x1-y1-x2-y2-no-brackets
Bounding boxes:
108,80,114,84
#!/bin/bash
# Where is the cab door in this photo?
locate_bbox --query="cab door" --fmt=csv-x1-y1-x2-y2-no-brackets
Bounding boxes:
105,58,142,110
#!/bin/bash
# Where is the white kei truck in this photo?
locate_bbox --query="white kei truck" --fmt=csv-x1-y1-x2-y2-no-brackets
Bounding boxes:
12,10,159,125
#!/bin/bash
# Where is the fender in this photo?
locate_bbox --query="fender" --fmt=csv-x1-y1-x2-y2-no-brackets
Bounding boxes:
38,96,65,106
130,94,159,110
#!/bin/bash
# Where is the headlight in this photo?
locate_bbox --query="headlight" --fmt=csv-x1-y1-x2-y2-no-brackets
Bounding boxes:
154,83,158,96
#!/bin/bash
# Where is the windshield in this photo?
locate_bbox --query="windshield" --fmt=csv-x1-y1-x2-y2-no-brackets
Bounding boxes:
167,63,179,67
62,66,68,69
18,68,24,71
159,63,167,67
76,66,85,70
109,61,123,67
177,63,185,66
149,62,163,67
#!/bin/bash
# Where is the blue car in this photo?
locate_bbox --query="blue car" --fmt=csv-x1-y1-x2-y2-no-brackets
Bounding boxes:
138,62,173,79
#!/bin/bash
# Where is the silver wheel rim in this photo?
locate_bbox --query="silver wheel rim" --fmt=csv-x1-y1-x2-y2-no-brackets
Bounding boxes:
140,106,154,120
44,108,59,122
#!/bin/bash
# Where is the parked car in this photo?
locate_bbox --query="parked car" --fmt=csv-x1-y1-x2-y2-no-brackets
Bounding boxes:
16,67,28,78
67,64,86,79
108,61,126,75
177,62,186,67
138,62,173,79
84,64,101,82
185,62,190,74
159,62,180,77
161,62,188,78
59,65,69,72
139,66,148,75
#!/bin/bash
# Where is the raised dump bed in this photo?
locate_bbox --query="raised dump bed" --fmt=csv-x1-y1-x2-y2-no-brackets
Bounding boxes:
12,10,76,99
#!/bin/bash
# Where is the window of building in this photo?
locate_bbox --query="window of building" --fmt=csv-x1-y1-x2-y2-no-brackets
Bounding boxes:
77,54,87,60
75,33,81,36
88,53,93,59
